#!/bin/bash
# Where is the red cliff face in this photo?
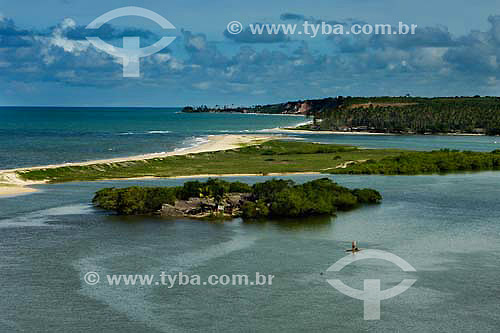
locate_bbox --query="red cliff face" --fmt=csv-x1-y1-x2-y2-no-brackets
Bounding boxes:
297,102,311,114
281,101,311,114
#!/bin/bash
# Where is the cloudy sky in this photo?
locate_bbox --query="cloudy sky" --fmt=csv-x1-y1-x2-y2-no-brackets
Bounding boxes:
1,0,499,106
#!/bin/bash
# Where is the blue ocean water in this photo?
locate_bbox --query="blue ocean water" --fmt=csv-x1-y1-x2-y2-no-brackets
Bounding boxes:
1,107,498,169
0,107,306,169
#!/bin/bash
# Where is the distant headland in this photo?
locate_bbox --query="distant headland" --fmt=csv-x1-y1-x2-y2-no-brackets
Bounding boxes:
183,96,500,135
182,97,340,115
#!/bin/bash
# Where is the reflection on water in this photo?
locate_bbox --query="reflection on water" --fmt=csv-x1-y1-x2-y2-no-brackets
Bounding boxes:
243,214,333,231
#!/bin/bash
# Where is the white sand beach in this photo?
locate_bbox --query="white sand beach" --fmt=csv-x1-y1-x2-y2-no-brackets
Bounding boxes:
0,134,277,197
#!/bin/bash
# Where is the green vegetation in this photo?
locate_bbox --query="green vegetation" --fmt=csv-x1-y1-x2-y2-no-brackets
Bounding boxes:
241,178,381,218
93,178,382,218
185,96,500,135
94,186,178,215
16,141,500,183
93,178,253,215
17,141,402,183
330,149,500,175
183,97,339,115
316,96,500,135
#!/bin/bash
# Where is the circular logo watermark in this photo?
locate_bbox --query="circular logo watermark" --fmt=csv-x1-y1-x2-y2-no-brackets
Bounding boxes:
86,6,176,77
226,21,243,35
326,249,417,320
84,271,100,285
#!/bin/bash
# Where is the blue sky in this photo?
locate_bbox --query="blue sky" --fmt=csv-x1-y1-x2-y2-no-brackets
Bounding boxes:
1,0,499,106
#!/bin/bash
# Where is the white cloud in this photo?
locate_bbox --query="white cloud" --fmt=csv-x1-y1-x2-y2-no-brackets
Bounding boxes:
193,81,211,90
47,18,90,54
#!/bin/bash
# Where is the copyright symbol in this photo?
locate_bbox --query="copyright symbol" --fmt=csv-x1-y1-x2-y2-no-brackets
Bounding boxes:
227,21,243,35
84,271,100,285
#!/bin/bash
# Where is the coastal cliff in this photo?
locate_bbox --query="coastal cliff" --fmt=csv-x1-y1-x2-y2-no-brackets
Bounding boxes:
184,96,500,135
182,97,340,115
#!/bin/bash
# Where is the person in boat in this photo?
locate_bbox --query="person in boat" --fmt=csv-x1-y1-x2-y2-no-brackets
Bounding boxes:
351,241,360,252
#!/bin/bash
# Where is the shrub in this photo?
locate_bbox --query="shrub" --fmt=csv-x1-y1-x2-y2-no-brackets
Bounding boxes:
353,189,383,204
93,178,382,219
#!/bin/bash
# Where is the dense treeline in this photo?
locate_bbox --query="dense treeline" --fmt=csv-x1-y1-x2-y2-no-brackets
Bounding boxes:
330,149,500,175
185,96,500,135
93,178,252,215
318,97,500,135
93,178,381,218
241,178,381,218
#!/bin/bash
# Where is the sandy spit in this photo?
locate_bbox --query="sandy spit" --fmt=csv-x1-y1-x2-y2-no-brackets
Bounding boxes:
0,135,278,197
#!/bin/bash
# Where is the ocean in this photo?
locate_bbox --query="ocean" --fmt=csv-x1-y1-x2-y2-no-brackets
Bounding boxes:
0,108,499,332
1,107,499,170
0,107,306,169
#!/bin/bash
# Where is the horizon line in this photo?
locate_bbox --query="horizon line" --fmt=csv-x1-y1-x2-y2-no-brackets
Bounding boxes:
1,95,499,109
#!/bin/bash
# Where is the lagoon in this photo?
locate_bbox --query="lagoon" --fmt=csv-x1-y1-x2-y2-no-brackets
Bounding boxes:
0,173,499,331
1,111,499,332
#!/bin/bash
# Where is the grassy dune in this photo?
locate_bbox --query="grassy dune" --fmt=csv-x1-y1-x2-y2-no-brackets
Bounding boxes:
17,141,500,183
17,141,403,183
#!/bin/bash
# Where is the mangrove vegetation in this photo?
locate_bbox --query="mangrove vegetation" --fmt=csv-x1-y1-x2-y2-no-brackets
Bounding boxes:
93,178,382,219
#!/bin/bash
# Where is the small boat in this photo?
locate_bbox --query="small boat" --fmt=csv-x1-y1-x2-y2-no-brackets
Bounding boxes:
345,241,362,253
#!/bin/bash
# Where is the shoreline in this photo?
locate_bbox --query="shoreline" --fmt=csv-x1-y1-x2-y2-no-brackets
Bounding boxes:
0,134,277,198
183,111,307,117
269,128,393,135
96,172,322,182
0,184,38,197
1,129,493,197
269,127,487,136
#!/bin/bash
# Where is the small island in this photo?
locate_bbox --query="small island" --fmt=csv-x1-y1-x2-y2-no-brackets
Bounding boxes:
92,178,382,220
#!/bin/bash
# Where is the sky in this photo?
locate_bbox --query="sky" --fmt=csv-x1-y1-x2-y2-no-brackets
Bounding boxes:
0,0,499,106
